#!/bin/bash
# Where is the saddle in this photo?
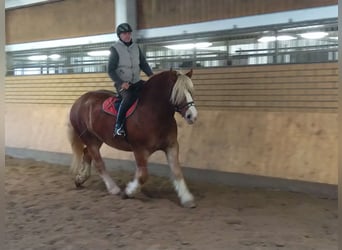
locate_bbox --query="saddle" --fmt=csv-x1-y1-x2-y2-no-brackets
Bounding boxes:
102,96,138,117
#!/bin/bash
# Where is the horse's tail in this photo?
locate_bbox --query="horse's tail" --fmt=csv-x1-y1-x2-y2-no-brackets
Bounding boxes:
67,120,84,175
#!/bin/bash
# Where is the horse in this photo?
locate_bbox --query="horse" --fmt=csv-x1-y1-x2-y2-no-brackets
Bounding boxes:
67,69,198,208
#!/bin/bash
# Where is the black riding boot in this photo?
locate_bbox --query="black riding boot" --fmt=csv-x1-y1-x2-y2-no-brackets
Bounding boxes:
114,103,126,136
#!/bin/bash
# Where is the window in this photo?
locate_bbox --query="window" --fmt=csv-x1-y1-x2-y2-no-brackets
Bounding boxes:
6,19,338,75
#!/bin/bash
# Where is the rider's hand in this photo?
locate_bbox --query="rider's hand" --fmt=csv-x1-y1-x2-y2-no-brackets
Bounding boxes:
121,82,130,90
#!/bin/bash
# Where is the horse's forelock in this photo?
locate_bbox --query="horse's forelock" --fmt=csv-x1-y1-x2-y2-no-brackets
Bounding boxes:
170,72,194,105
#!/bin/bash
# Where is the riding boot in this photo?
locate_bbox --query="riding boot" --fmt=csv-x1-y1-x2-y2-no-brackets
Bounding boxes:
114,103,126,137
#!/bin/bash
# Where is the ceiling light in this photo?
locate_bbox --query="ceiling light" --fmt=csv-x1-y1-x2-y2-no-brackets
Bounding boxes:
299,32,328,39
257,36,276,43
165,44,194,50
195,42,212,48
165,42,212,50
49,54,61,59
87,50,110,56
28,55,48,60
276,35,296,41
258,35,296,43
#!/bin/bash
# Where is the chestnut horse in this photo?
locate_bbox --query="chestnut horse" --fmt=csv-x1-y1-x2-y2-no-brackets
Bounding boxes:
67,70,198,208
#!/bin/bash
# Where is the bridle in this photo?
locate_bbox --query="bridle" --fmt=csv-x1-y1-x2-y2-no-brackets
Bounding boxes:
175,101,195,117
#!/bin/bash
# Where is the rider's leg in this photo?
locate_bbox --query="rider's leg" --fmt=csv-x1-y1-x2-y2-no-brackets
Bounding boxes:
114,98,128,136
114,82,142,137
114,90,133,136
114,95,121,111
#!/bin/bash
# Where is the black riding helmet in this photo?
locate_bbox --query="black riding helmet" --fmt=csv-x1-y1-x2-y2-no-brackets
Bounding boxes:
116,23,132,37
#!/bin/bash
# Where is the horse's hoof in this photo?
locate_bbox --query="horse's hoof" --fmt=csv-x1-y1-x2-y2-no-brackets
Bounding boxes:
108,186,121,195
120,191,130,199
182,200,197,208
74,181,83,188
74,175,86,188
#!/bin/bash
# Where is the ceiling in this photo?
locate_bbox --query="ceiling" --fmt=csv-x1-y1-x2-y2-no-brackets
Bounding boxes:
5,0,50,9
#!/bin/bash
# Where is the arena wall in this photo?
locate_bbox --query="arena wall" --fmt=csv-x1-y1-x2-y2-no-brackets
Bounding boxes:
5,63,338,185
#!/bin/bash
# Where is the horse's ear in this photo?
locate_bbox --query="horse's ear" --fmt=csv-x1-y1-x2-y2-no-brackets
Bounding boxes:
169,67,173,72
186,69,193,78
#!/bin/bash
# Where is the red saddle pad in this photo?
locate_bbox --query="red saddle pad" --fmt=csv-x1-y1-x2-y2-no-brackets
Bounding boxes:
102,96,138,117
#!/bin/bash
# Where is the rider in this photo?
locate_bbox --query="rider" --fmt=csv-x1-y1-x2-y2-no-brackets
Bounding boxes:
108,23,154,137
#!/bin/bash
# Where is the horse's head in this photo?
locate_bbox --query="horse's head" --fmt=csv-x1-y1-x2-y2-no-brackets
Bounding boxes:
170,70,198,124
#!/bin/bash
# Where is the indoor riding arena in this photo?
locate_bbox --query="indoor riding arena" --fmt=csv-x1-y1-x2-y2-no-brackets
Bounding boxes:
4,0,338,249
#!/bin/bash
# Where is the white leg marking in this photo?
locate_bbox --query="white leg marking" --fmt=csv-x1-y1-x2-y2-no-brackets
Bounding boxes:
167,145,196,207
100,172,120,195
125,178,140,197
173,178,194,205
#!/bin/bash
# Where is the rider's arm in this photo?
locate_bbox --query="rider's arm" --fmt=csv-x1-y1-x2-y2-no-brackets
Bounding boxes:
107,47,123,84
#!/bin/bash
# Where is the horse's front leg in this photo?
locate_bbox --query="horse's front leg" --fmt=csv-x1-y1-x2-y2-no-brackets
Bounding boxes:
122,150,149,198
166,142,196,208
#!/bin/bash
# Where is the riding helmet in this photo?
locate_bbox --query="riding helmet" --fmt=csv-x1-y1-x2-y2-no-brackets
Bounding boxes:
116,23,133,37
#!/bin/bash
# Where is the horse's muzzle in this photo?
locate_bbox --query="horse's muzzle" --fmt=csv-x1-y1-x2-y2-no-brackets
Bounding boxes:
184,106,198,124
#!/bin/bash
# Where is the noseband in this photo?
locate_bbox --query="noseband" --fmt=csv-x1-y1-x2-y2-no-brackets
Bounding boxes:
175,101,195,117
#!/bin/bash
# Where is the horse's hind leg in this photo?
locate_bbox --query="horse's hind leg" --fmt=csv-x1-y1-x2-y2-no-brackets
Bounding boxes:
74,147,92,187
86,143,121,195
68,123,91,187
165,143,196,208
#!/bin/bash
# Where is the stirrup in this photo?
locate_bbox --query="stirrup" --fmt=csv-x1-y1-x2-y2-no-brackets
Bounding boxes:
114,127,126,137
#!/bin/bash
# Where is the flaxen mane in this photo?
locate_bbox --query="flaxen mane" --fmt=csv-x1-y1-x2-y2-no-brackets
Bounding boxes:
170,72,194,105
